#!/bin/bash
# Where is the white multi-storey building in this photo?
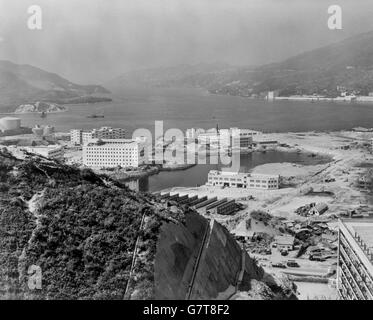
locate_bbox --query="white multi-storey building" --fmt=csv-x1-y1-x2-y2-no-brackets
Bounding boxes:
70,127,126,145
337,219,373,300
207,170,280,190
82,138,148,168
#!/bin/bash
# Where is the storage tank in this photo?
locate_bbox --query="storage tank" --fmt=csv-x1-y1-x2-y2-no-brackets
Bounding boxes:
0,117,21,131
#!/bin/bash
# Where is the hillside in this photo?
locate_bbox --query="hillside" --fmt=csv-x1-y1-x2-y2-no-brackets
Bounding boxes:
0,60,111,112
108,31,373,98
248,31,373,97
0,149,295,300
106,63,256,94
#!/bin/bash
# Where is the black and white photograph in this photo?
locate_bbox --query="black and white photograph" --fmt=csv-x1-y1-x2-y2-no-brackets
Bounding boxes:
1,0,373,307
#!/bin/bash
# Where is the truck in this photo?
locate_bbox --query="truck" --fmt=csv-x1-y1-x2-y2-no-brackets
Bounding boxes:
286,260,300,268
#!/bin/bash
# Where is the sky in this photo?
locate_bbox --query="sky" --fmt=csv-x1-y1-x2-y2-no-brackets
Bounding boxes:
0,0,373,84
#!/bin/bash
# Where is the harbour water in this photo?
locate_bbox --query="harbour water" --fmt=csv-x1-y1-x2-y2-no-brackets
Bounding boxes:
9,86,365,191
11,86,373,135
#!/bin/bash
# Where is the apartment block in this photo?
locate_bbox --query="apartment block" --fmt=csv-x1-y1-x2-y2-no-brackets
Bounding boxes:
82,138,147,168
70,127,126,145
337,219,373,300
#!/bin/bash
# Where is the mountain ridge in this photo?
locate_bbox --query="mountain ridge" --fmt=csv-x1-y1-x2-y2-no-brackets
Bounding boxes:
107,30,373,98
0,60,112,112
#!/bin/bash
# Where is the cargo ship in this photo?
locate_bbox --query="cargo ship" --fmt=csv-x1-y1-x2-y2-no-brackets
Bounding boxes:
87,113,104,118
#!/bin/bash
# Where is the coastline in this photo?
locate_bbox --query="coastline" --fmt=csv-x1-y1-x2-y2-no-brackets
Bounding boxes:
0,108,68,115
159,129,373,221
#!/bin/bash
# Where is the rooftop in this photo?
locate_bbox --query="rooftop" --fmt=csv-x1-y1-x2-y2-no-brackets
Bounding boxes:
84,138,144,147
0,116,21,121
24,145,62,150
341,219,373,266
209,169,280,179
351,225,373,253
275,235,295,245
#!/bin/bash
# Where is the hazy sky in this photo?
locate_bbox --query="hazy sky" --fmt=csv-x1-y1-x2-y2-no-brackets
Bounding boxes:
0,0,373,84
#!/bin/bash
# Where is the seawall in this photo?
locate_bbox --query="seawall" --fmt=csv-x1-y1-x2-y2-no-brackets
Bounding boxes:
154,212,264,299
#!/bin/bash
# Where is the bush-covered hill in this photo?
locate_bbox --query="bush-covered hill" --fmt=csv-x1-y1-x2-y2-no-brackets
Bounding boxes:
0,149,183,299
0,60,111,112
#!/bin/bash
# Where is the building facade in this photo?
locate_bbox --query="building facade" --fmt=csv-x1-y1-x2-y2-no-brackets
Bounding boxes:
187,127,261,150
22,145,65,160
207,170,280,190
252,134,278,148
70,127,126,145
337,219,373,300
82,138,148,168
274,235,295,251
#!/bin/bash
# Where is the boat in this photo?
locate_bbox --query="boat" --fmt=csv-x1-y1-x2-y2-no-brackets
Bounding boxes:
87,113,104,118
40,111,47,118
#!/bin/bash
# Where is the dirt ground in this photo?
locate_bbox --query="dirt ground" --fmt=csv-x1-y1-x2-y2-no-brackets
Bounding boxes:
165,131,373,229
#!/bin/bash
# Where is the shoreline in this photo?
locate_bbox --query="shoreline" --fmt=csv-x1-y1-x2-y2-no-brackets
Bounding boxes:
160,130,373,221
0,108,68,115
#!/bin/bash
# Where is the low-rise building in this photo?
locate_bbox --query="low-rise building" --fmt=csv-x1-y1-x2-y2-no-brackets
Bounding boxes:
186,127,261,150
308,203,329,216
274,235,295,251
253,134,278,148
207,170,280,190
70,127,126,145
337,219,373,300
22,145,64,160
358,174,373,190
82,138,148,168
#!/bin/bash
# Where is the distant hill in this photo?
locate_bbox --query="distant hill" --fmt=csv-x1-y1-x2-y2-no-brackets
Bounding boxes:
249,31,373,97
0,60,111,112
106,62,256,94
108,31,373,98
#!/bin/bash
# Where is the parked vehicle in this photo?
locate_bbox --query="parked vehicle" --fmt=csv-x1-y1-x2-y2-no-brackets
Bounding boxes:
271,262,286,269
281,250,288,256
309,255,326,262
286,260,300,268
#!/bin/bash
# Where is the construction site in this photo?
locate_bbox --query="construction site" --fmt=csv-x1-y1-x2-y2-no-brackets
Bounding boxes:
157,129,373,299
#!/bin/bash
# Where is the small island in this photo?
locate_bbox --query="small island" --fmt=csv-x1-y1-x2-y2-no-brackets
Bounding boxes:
14,101,66,114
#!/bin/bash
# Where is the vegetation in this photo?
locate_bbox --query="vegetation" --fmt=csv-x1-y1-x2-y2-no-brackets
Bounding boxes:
110,31,373,99
0,149,184,299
